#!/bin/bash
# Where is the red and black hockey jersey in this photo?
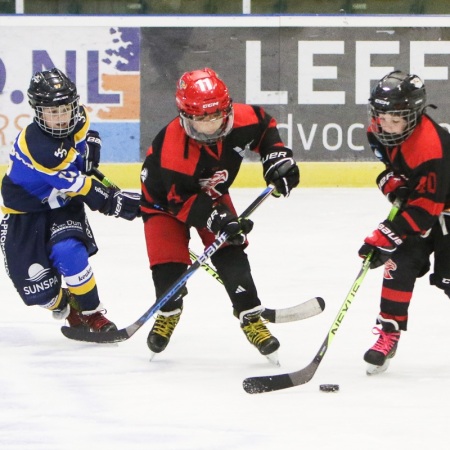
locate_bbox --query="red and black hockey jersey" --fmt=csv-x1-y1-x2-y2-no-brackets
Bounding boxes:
368,114,450,236
140,103,291,228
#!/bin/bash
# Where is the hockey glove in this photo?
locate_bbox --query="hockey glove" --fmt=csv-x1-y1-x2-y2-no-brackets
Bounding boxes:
358,220,404,269
83,130,102,175
263,152,299,197
100,189,141,221
207,204,254,246
376,169,409,204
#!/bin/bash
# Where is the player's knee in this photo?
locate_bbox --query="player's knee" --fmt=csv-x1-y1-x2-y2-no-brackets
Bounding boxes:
211,245,249,273
50,238,89,276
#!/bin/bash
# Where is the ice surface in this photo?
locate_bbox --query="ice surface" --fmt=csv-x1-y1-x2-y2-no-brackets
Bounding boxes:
1,188,449,449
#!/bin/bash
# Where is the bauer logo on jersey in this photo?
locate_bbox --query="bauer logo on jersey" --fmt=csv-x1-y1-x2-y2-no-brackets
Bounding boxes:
199,170,228,199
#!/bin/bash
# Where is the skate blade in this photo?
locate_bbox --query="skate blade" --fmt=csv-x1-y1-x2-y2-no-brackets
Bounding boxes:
366,359,390,375
265,351,280,367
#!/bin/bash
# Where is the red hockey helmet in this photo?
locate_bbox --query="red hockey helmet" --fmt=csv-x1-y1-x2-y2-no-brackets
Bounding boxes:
175,68,233,143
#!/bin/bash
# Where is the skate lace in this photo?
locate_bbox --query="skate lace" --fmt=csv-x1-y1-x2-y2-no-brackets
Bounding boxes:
371,326,400,355
153,313,181,338
82,311,112,331
242,319,272,346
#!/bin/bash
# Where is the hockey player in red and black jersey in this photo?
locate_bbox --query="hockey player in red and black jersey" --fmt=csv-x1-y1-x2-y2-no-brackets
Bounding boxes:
358,70,450,374
0,68,140,334
140,68,299,362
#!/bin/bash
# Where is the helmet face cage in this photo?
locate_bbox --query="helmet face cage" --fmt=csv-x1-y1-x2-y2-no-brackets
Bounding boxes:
368,105,420,147
368,70,426,146
27,68,80,138
175,68,234,143
34,100,80,139
180,107,234,144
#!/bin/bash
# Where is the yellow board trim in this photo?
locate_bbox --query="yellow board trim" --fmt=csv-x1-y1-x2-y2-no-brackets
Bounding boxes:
0,161,384,190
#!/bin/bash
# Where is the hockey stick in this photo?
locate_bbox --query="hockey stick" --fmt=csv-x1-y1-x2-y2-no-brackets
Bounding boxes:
242,203,400,394
90,168,324,322
188,249,326,323
61,184,275,343
91,167,119,189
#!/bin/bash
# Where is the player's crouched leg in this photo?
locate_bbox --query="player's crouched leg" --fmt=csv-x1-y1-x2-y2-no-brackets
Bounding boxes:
50,238,117,332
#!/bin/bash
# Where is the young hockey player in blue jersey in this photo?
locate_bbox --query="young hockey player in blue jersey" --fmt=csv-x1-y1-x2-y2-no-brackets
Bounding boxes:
0,68,141,333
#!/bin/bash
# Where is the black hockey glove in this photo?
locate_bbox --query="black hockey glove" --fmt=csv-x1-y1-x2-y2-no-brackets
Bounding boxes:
100,189,141,221
263,151,299,197
206,204,253,246
376,169,409,204
83,130,101,175
358,220,404,269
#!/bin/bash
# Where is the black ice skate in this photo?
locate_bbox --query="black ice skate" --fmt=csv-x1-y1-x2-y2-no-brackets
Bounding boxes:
240,306,280,365
147,308,182,358
364,315,401,375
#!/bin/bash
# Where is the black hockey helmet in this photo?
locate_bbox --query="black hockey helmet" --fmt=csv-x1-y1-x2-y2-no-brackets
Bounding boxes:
27,68,80,138
368,70,426,146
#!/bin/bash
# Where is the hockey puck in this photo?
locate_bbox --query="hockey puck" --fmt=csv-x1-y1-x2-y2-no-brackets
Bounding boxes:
319,384,339,392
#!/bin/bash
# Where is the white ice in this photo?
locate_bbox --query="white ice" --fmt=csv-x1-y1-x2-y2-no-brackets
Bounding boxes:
1,188,449,450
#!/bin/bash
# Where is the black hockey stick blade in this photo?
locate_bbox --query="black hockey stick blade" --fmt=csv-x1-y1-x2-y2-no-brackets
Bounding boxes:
261,297,325,323
61,324,131,343
243,342,325,394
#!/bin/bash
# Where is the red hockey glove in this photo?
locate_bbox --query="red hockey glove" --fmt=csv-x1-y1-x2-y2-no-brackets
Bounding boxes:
376,170,409,204
358,220,403,269
207,204,253,246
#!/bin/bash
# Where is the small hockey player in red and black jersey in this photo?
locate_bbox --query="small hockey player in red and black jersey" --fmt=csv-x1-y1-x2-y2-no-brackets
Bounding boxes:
358,70,450,374
1,68,140,334
140,68,299,362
